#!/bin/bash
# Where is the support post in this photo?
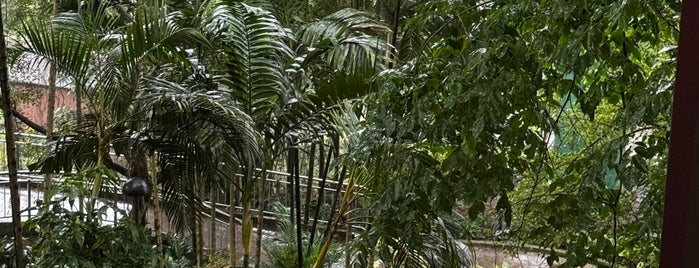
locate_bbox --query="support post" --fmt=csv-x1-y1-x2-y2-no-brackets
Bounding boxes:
660,1,699,267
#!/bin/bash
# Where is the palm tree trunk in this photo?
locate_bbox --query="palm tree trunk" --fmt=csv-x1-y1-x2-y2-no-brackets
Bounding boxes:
367,244,375,268
242,161,254,268
88,86,109,218
308,146,332,248
229,182,237,266
242,195,252,268
44,0,58,200
209,186,217,260
323,166,347,238
149,156,163,267
303,144,316,228
75,81,82,125
254,168,267,268
293,148,304,268
196,170,205,267
387,0,401,67
76,82,84,213
0,2,24,264
287,150,294,226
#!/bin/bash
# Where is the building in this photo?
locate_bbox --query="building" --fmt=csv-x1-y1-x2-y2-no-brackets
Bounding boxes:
9,54,77,129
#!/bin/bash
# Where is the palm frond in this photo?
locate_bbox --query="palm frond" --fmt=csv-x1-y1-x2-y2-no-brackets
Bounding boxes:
120,4,210,71
208,1,293,121
140,76,260,160
14,18,92,82
298,8,391,74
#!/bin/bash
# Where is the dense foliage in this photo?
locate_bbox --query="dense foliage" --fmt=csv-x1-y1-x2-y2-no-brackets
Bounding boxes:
357,0,676,267
0,0,681,267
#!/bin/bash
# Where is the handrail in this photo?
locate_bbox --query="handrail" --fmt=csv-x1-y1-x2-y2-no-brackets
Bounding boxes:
467,240,611,267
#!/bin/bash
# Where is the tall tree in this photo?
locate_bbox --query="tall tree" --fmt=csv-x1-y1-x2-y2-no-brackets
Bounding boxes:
43,0,59,200
0,0,24,266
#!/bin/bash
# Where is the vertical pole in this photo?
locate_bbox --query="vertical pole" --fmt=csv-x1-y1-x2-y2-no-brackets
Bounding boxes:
133,197,140,224
660,1,699,267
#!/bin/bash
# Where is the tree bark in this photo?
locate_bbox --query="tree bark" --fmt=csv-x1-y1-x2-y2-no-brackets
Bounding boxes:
0,1,25,265
293,148,304,268
148,156,162,267
44,0,59,201
229,182,237,267
323,166,347,238
308,145,332,249
196,169,204,267
387,0,401,68
303,143,316,227
210,187,217,260
254,168,267,268
287,150,294,226
242,161,254,268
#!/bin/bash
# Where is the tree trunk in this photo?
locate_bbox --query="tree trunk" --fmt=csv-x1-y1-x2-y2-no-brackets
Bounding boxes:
323,166,347,238
242,196,252,268
76,82,84,212
308,146,332,248
229,182,237,267
254,168,267,268
43,0,59,201
210,187,217,260
387,0,401,68
303,144,316,228
242,161,254,268
287,150,294,226
148,156,162,267
196,170,204,268
293,148,304,268
0,1,24,265
75,83,82,125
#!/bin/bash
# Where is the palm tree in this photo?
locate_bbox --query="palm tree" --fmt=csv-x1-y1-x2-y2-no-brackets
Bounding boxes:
193,2,390,267
15,0,257,261
13,1,267,266
20,1,391,267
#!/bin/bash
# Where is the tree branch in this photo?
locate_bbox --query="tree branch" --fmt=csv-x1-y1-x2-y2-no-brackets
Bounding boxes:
11,109,47,134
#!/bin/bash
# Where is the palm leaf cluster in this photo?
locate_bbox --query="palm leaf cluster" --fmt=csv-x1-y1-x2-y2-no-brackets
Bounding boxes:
12,0,394,265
